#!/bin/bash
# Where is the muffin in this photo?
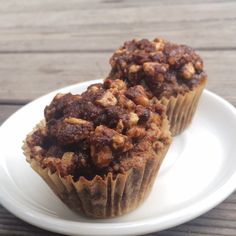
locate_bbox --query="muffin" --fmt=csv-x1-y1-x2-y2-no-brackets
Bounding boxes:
23,79,172,218
107,38,207,136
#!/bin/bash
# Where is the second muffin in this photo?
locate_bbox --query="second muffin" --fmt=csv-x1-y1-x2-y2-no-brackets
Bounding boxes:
107,38,207,135
23,79,172,218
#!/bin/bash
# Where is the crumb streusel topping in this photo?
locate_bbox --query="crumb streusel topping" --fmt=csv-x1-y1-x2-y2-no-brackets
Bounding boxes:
26,79,171,180
108,38,207,98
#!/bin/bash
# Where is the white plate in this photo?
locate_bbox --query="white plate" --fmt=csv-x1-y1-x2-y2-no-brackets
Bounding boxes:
0,79,236,236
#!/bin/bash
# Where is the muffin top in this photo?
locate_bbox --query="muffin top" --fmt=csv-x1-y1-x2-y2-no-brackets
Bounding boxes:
107,38,207,99
26,79,171,180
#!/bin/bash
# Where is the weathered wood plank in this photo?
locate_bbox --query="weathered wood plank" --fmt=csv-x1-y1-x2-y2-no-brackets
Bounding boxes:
0,105,21,124
0,1,235,51
0,205,60,236
0,50,235,105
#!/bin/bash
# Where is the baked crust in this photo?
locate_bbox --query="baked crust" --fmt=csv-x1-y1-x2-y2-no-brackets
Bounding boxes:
25,79,171,181
107,38,207,99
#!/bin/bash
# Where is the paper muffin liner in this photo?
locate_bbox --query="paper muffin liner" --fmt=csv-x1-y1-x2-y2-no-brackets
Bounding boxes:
160,80,206,136
23,118,171,218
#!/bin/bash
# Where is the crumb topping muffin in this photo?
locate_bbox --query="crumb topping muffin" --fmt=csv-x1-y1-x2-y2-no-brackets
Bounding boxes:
24,79,172,218
108,38,207,99
107,38,207,136
26,79,171,182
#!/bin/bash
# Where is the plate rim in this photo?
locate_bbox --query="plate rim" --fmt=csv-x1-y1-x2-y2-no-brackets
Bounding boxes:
0,79,236,236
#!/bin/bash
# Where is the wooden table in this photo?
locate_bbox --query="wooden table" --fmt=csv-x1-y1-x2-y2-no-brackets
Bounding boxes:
0,1,236,235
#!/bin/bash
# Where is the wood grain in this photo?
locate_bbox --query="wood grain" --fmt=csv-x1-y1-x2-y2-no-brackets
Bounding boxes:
0,105,21,123
0,0,235,52
0,50,236,105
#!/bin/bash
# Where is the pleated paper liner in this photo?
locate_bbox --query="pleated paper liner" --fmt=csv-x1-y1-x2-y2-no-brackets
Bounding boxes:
160,80,206,136
23,118,171,218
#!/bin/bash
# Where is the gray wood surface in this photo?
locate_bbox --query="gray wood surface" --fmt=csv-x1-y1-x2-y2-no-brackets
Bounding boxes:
0,51,236,104
0,0,235,51
0,0,235,235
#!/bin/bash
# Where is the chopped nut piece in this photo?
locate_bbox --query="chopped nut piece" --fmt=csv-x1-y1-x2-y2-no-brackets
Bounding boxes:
96,90,117,107
194,60,203,71
149,123,162,138
88,84,100,93
115,48,126,54
91,145,113,168
116,119,124,132
120,60,127,69
55,93,66,100
125,85,150,107
143,62,169,80
112,134,125,149
128,112,139,126
129,64,141,73
112,133,133,151
153,38,165,51
105,79,126,90
150,113,162,126
181,62,195,80
92,125,116,144
91,125,133,152
118,95,135,110
61,152,75,168
143,62,155,76
64,117,90,125
127,127,146,139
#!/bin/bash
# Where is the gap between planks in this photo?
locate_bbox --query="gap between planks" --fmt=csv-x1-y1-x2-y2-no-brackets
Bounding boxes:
0,47,235,54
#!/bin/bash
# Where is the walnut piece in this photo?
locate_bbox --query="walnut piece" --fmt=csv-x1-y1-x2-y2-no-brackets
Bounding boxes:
181,62,195,80
153,38,165,51
125,85,150,107
143,62,169,81
64,117,90,125
127,127,146,139
118,95,136,110
54,93,66,100
91,145,113,168
128,112,139,126
108,79,126,90
61,152,75,168
87,84,100,93
116,119,124,132
194,60,203,71
129,64,141,73
92,125,133,152
96,90,117,107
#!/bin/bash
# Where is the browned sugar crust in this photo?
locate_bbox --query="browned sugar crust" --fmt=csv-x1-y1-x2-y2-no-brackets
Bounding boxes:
108,38,207,99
